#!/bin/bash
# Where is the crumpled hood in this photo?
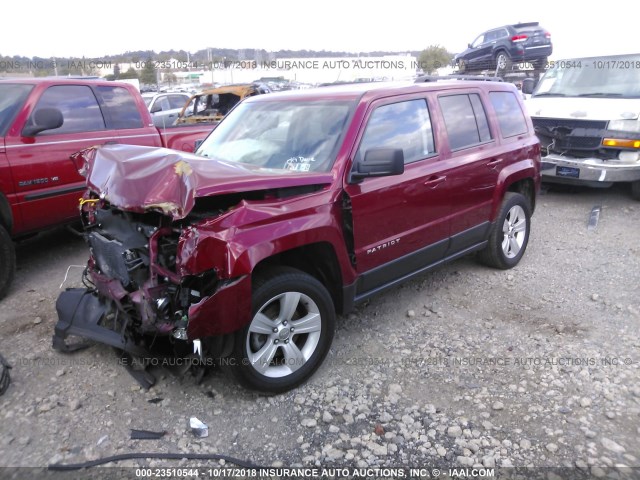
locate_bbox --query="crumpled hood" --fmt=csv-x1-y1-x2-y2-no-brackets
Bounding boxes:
84,144,333,220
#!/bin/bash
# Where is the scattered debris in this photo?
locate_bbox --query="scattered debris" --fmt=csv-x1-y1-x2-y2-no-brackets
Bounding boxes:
587,205,602,231
189,417,208,438
147,398,164,404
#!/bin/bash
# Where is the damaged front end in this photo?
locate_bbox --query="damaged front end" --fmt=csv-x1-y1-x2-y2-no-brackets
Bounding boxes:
53,201,238,366
53,145,259,375
53,144,335,386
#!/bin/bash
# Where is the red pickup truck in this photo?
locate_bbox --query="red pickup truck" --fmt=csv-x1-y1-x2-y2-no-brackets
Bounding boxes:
55,80,541,392
0,78,215,299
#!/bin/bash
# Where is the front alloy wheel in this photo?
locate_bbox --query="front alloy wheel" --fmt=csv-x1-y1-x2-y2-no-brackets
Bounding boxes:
232,267,335,393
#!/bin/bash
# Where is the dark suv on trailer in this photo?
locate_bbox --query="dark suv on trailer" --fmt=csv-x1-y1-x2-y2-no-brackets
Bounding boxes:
55,80,541,393
455,22,552,73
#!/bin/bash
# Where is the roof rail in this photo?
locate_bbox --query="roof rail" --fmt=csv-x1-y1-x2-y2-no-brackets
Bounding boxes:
512,22,539,28
415,75,504,83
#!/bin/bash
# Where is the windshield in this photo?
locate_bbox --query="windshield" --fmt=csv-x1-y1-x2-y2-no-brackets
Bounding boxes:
0,84,34,136
533,55,640,98
196,99,354,173
143,97,153,107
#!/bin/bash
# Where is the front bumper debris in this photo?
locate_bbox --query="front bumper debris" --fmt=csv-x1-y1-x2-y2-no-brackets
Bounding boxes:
53,288,148,357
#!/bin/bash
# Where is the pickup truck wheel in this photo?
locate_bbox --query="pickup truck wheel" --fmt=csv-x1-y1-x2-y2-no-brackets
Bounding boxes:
231,267,335,393
0,225,16,300
631,181,640,201
477,192,531,269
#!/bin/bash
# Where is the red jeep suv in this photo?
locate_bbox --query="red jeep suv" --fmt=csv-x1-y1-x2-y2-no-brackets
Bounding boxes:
55,80,541,392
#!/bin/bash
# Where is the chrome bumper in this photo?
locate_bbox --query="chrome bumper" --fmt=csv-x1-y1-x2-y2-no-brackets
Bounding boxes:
541,153,640,184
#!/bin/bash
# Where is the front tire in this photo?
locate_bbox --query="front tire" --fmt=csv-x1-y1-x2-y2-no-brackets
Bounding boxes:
231,267,335,393
631,180,640,201
478,193,531,269
0,225,16,300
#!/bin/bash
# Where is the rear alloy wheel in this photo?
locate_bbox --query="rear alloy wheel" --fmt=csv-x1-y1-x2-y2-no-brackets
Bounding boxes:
495,51,512,72
478,193,531,269
231,267,335,393
0,225,16,300
457,59,467,73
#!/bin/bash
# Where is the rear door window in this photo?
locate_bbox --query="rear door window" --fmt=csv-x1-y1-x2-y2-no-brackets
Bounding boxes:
438,93,493,150
168,95,188,109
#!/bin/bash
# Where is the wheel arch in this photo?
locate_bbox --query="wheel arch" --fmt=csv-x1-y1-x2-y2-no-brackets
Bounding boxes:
492,158,539,221
507,178,536,213
253,242,344,314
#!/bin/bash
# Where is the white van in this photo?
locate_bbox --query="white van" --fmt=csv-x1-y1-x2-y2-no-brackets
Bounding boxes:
524,53,640,199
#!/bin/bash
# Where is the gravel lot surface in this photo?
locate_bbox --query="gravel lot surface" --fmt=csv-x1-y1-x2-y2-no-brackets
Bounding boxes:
0,184,638,479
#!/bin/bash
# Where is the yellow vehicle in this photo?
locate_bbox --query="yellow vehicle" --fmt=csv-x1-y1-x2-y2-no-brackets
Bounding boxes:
176,84,266,124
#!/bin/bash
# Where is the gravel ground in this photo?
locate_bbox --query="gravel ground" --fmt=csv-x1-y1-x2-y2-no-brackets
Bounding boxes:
0,183,639,479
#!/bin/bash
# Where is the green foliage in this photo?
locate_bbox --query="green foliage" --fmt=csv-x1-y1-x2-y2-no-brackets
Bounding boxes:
119,67,139,80
418,45,453,74
140,57,157,85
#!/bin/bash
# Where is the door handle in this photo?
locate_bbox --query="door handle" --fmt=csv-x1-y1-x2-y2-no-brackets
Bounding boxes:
424,175,446,188
487,158,503,169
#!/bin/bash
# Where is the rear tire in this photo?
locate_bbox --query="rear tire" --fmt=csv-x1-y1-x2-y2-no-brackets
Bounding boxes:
477,193,531,269
231,267,335,393
0,225,16,300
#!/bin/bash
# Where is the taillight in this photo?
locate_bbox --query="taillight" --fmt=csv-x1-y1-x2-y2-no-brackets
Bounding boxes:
511,34,528,42
544,31,551,39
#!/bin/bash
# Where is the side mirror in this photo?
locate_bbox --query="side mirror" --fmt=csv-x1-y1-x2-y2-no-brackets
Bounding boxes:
22,108,64,137
522,78,536,95
150,104,162,113
349,148,404,183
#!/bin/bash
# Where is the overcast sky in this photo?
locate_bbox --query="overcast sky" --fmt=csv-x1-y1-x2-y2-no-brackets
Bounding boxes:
1,0,637,59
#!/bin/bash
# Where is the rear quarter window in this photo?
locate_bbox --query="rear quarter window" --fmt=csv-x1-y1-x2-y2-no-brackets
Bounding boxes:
489,91,528,138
